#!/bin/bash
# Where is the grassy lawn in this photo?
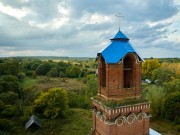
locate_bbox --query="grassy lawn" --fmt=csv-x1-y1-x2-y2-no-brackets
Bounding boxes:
12,108,92,135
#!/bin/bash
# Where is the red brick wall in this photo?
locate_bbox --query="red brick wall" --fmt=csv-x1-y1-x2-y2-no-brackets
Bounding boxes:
98,53,142,99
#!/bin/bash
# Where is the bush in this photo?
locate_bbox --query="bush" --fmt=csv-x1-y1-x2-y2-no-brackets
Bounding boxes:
35,63,51,75
47,68,58,77
0,119,13,132
33,88,69,119
68,91,91,109
66,66,81,78
146,86,165,118
0,92,18,105
163,92,180,121
1,105,19,118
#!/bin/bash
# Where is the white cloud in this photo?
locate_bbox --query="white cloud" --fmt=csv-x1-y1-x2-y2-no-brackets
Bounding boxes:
0,2,30,20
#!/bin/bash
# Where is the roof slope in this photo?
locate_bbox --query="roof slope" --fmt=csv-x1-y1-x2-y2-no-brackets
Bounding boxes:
25,115,41,129
100,30,143,64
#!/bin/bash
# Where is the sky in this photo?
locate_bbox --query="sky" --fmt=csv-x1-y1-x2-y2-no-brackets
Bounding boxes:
0,0,180,58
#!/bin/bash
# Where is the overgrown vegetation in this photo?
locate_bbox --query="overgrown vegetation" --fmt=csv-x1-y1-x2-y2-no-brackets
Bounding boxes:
142,58,180,132
0,57,179,134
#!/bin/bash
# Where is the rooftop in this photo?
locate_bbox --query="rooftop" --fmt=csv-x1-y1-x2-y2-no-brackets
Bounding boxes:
99,30,144,64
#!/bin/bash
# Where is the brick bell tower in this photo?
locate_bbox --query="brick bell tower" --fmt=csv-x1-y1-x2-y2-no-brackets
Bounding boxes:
91,30,151,135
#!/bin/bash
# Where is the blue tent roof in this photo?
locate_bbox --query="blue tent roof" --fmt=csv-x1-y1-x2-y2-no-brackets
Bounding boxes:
100,30,143,64
111,30,129,40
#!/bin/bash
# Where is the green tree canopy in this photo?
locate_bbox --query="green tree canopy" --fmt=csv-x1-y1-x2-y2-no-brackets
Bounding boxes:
142,59,160,79
163,92,180,121
163,79,180,94
146,86,165,118
33,88,69,119
66,66,81,78
47,67,59,77
152,68,176,86
35,62,51,75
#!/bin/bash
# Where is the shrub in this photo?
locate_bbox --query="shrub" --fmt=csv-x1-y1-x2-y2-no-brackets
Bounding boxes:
0,119,13,132
33,88,69,119
163,92,180,121
66,66,81,78
1,105,19,118
47,68,58,77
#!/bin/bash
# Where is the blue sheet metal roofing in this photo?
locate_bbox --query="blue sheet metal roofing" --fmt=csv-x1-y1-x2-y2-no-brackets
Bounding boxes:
100,30,143,64
111,30,129,40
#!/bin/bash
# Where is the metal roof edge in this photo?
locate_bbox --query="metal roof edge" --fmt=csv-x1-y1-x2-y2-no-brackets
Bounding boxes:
128,41,144,62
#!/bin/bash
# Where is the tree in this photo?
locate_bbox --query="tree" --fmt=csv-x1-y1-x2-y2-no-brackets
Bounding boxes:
0,92,18,105
33,88,69,119
85,74,98,96
142,59,160,79
163,79,180,94
35,62,51,75
66,66,81,78
0,75,19,93
146,86,165,118
163,92,180,121
47,67,58,77
151,68,176,86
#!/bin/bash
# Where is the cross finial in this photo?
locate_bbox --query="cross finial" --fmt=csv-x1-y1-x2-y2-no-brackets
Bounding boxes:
115,13,124,30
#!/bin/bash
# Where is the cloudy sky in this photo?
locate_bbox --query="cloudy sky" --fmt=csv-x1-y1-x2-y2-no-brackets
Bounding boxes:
0,0,180,58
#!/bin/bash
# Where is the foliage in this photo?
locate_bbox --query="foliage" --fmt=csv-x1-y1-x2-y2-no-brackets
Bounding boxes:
85,74,98,96
161,62,180,76
35,62,51,75
1,105,19,118
0,75,19,93
0,59,20,76
0,92,18,105
47,67,59,77
66,66,81,78
0,119,14,132
68,74,97,109
33,88,69,119
163,79,180,94
146,86,165,118
163,92,180,121
142,59,160,79
151,67,176,86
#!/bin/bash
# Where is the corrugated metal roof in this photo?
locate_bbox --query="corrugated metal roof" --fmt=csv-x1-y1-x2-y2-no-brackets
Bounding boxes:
100,30,143,64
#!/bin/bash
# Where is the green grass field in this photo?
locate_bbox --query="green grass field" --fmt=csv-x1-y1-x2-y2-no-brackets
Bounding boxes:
12,109,92,135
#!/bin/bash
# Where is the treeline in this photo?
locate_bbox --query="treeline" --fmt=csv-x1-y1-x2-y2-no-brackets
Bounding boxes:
22,58,96,78
142,58,180,130
144,57,180,63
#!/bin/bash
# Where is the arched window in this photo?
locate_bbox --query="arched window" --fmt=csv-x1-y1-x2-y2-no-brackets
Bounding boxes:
124,55,133,88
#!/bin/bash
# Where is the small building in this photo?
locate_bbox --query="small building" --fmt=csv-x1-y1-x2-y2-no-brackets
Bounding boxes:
25,115,41,129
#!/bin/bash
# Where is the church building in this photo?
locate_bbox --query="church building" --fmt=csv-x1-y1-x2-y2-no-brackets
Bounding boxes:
91,29,151,135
